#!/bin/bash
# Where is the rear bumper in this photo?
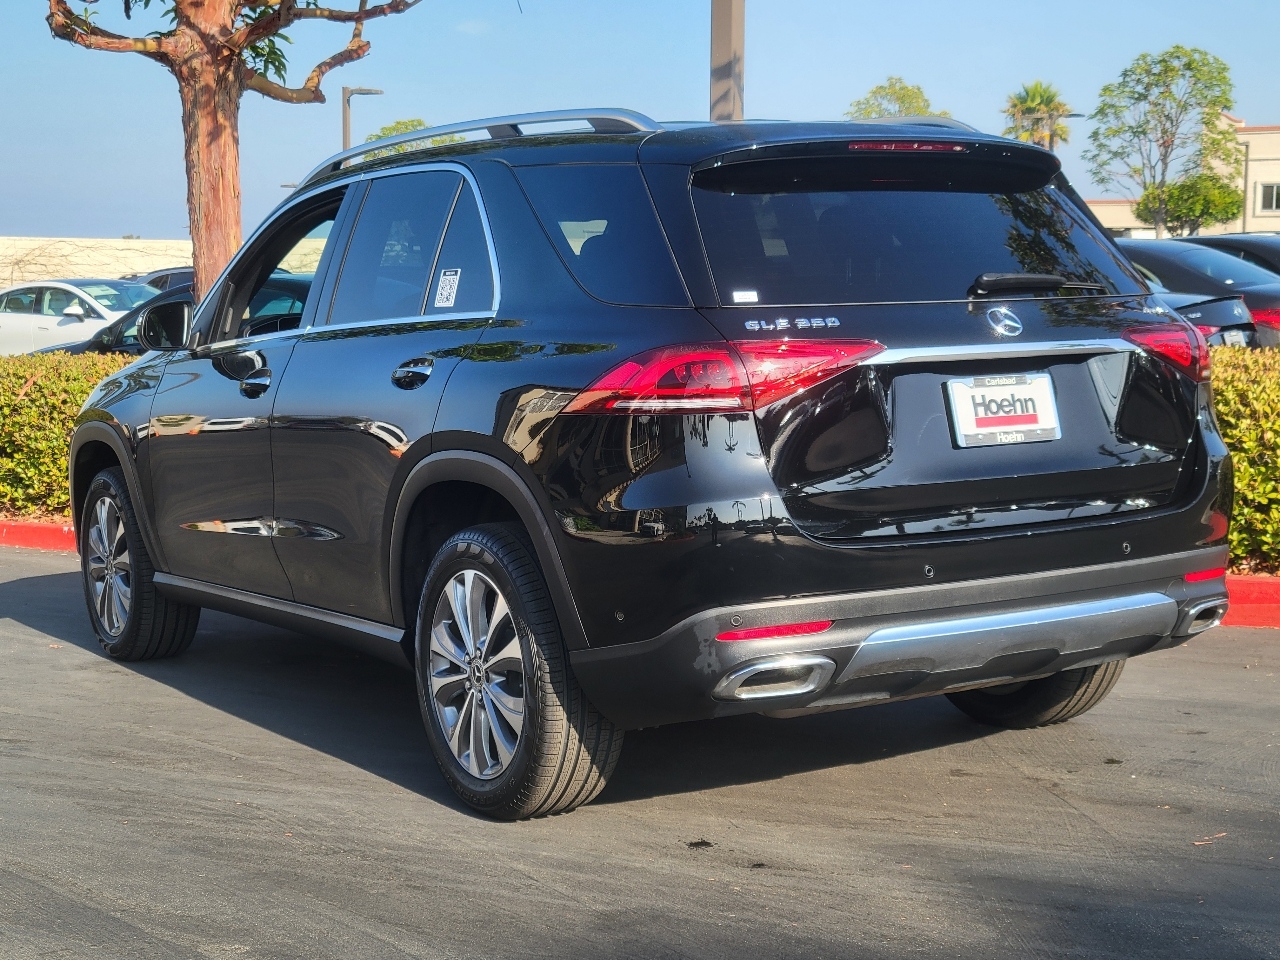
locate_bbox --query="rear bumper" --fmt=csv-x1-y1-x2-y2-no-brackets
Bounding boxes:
570,547,1229,729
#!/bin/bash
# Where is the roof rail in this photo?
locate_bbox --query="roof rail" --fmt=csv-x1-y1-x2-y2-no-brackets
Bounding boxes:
300,108,662,187
855,115,981,133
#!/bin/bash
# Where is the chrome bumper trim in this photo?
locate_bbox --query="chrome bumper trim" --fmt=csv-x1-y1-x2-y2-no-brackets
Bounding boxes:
836,592,1178,685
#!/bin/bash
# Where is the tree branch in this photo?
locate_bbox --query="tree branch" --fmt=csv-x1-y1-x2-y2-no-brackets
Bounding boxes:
242,17,372,104
230,0,423,52
46,0,170,60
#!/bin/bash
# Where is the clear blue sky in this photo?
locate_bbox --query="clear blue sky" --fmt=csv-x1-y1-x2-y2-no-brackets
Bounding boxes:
2,0,1276,239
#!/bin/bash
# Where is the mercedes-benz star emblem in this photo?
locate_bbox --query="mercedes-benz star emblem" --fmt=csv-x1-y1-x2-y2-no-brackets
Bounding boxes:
986,306,1024,337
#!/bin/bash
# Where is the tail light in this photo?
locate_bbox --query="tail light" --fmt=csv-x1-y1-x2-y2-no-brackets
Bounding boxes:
1195,325,1220,338
1123,323,1211,382
1251,307,1280,329
562,339,884,415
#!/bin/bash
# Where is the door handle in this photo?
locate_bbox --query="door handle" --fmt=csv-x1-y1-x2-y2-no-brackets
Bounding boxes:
239,367,272,398
391,357,434,390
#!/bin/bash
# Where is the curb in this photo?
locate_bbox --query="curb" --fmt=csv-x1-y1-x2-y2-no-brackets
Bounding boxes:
1223,574,1280,629
0,520,77,552
0,520,1275,627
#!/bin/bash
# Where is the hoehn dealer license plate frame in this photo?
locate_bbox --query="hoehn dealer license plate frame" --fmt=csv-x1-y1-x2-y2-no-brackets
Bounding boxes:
945,372,1062,448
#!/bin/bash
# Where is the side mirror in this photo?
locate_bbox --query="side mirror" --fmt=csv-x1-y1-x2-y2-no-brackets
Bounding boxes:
137,300,192,352
62,303,86,321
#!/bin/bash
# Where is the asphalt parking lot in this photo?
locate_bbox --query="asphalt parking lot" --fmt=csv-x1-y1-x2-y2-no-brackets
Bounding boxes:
0,546,1276,960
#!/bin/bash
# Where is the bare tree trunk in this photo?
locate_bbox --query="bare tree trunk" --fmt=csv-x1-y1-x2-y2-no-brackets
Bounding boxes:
171,27,244,301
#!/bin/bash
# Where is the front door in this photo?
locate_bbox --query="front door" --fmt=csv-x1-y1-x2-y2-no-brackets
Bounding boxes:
33,287,97,351
271,169,496,622
146,189,350,596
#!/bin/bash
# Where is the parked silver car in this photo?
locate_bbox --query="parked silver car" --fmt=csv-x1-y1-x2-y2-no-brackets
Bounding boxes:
0,279,159,354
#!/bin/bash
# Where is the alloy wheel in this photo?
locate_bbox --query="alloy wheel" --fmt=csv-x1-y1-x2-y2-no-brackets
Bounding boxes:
427,569,526,780
85,495,132,637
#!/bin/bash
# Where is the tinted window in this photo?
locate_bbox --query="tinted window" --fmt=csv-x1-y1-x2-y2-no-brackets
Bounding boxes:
426,183,494,314
329,171,460,325
1175,246,1280,287
516,164,688,306
692,158,1143,305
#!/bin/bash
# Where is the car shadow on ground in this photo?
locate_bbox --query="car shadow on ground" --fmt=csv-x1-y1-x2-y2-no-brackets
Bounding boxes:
3,569,992,811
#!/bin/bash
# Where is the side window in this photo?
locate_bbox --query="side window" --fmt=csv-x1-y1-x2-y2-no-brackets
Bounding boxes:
2,289,36,313
1239,250,1276,271
328,171,461,326
426,181,495,314
209,195,343,343
40,288,92,317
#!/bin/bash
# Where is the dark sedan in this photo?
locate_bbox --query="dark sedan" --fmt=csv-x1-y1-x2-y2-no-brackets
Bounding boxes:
1159,293,1257,347
1180,232,1280,275
1117,238,1280,346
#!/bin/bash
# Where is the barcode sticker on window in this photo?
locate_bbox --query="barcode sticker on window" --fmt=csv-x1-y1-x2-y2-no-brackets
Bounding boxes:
434,268,461,309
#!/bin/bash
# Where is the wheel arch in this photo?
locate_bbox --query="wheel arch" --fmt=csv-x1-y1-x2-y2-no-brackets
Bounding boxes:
389,451,588,652
69,422,165,568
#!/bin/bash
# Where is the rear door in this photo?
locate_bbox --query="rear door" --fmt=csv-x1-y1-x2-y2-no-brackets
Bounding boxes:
0,288,37,354
270,167,496,623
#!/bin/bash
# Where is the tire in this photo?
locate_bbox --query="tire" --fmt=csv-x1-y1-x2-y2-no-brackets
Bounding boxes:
945,660,1126,729
414,522,623,820
80,467,200,660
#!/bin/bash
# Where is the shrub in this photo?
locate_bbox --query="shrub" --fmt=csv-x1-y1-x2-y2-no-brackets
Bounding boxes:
0,353,130,517
1211,347,1280,574
0,348,1276,573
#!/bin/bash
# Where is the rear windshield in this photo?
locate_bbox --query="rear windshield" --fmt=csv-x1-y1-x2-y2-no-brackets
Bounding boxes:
692,158,1143,306
1173,246,1280,287
515,164,689,306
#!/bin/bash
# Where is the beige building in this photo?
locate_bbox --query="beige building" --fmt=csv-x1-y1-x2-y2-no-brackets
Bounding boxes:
0,237,192,287
1085,115,1280,238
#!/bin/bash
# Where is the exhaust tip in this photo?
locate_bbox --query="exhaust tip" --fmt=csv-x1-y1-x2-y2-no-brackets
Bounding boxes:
1176,599,1228,637
712,654,835,702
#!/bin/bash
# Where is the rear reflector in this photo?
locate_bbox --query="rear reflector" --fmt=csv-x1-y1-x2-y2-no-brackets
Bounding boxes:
1251,307,1280,329
1123,323,1211,382
848,140,970,153
562,340,884,415
716,620,834,642
1184,567,1226,583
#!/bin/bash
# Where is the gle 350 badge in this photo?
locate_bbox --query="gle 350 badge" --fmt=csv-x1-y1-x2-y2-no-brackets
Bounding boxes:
744,317,841,331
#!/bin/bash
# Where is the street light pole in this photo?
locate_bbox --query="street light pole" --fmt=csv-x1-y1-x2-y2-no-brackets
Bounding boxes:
710,0,744,121
342,86,384,150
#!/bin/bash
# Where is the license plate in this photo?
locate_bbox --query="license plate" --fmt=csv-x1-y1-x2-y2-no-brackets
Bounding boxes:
1223,329,1247,346
946,373,1061,447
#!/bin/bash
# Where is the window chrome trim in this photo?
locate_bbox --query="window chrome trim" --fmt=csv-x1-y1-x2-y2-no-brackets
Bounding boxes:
194,162,502,351
318,309,497,334
870,339,1139,365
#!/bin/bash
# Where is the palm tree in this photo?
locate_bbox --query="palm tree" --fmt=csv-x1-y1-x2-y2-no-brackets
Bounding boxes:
1004,82,1073,151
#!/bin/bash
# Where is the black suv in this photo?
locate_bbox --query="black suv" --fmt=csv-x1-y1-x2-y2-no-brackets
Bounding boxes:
70,110,1232,819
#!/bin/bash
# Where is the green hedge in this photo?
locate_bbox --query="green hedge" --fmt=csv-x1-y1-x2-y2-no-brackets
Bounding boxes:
1210,347,1280,574
0,349,1277,572
1,353,130,518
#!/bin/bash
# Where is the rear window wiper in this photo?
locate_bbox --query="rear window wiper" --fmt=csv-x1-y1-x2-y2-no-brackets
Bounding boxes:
969,272,1108,297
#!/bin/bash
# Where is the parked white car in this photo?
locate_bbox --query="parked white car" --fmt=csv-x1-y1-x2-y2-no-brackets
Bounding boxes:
0,279,160,354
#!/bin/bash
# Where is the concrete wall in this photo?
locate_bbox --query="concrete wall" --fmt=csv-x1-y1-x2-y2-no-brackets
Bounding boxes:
0,237,192,286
